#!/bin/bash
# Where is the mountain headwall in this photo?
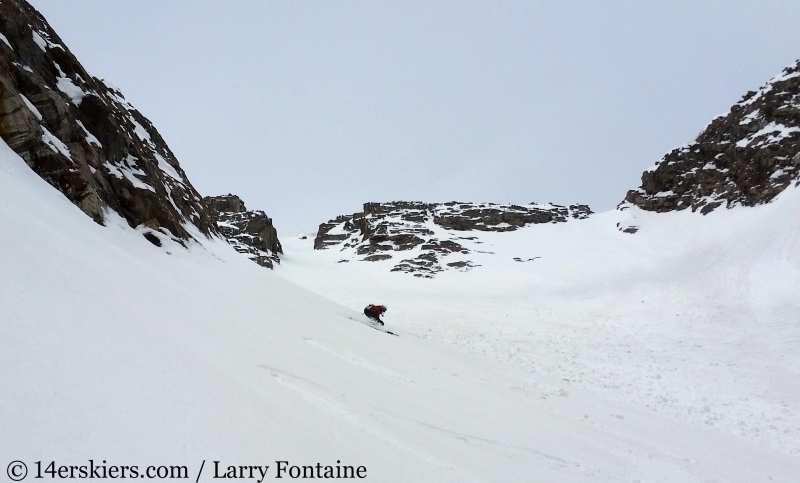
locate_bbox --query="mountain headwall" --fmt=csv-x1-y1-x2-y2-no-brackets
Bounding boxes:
624,60,800,214
0,0,216,241
315,201,591,277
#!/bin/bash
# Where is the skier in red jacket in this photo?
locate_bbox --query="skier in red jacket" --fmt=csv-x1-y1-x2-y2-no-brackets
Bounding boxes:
364,304,387,325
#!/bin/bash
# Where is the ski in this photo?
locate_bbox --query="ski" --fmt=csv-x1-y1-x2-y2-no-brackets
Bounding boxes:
348,317,399,336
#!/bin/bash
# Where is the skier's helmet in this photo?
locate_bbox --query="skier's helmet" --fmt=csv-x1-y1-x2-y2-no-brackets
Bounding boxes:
381,305,387,313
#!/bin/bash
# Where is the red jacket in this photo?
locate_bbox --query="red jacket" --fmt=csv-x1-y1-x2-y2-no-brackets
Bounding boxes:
367,305,383,318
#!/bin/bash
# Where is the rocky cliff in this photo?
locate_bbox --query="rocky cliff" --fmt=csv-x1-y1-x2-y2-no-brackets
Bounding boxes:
315,201,591,277
203,195,282,269
623,60,800,215
0,0,216,243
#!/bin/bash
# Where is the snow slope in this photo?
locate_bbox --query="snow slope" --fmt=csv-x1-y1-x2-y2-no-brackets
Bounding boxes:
279,194,800,462
2,138,799,482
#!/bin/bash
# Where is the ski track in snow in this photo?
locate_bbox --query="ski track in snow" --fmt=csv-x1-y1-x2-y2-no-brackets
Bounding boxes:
261,367,482,483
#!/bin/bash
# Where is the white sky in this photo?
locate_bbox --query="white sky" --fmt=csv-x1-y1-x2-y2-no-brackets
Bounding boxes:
29,0,800,235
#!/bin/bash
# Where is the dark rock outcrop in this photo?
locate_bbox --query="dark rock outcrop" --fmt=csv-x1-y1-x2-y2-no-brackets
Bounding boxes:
315,201,591,277
623,60,800,215
203,195,282,269
433,202,591,231
0,0,216,242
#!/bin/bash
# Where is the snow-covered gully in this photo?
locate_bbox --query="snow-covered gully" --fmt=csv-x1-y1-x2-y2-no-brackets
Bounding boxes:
2,133,799,481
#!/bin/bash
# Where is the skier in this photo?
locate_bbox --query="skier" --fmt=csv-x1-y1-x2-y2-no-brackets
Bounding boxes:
364,304,387,325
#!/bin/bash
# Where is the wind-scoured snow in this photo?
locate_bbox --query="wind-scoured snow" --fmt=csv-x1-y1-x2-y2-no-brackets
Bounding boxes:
2,135,799,481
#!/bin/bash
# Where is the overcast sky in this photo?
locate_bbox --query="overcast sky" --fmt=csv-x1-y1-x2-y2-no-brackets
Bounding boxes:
29,0,800,234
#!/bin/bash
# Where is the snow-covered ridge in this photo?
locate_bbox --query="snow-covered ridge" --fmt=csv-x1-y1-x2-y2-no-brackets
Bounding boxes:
314,201,591,277
624,59,800,215
0,0,216,242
